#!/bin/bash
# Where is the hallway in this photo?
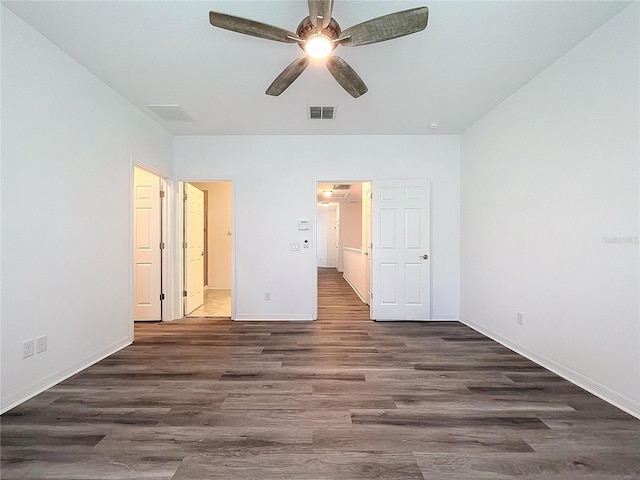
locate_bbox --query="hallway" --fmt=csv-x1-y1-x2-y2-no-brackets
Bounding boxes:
317,267,370,321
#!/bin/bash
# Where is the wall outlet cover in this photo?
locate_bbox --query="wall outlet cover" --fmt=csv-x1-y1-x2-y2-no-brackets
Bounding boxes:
23,339,35,358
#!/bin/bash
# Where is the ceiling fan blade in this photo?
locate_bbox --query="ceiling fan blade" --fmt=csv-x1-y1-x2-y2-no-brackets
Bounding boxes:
308,0,334,29
209,11,299,43
337,7,429,47
266,57,310,96
326,56,368,98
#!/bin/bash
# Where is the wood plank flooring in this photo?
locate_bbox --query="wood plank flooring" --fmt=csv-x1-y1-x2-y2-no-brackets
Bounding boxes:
2,267,639,479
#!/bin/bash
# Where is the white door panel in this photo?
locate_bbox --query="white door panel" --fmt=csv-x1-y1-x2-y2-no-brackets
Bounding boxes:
184,183,205,315
372,179,431,320
133,167,162,321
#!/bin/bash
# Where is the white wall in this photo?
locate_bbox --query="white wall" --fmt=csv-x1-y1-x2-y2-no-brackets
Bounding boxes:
316,206,337,268
174,135,460,321
0,7,173,412
460,3,639,417
339,202,362,248
342,248,368,303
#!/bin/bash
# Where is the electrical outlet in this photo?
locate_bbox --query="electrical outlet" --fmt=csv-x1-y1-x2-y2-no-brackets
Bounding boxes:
516,312,524,325
36,335,48,354
264,292,271,301
23,339,35,358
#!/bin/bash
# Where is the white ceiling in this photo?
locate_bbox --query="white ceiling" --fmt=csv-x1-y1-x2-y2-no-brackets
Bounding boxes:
317,182,363,205
3,0,630,135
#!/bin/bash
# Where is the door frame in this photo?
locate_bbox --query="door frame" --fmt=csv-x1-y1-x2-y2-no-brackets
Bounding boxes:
130,160,171,337
313,179,372,320
176,179,236,319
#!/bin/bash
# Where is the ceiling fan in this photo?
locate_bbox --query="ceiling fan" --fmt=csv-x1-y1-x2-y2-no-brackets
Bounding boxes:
209,1,429,98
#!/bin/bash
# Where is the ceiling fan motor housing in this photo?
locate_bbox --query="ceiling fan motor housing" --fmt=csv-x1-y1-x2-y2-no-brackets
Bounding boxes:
296,16,341,53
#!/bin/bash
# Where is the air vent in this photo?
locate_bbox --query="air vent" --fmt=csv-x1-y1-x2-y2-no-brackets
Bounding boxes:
147,104,193,122
330,193,347,199
332,184,351,190
308,105,336,120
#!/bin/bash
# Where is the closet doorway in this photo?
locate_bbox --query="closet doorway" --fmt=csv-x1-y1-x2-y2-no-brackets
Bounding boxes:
184,181,233,317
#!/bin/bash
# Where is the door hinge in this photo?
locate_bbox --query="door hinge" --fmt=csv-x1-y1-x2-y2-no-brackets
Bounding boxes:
160,242,165,250
183,242,187,249
183,192,188,202
160,293,165,301
159,190,165,198
183,290,187,297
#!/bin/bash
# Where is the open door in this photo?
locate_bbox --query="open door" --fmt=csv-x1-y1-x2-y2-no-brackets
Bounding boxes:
133,166,163,321
184,183,205,315
371,179,431,320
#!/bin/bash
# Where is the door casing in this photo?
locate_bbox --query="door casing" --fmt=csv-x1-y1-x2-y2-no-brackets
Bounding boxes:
176,180,236,320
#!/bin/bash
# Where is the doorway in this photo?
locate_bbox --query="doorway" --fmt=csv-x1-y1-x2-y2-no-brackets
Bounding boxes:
316,179,432,321
183,181,233,317
132,166,166,321
316,181,372,316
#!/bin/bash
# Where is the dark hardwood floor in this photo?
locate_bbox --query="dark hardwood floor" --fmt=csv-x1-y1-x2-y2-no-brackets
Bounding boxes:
2,267,639,479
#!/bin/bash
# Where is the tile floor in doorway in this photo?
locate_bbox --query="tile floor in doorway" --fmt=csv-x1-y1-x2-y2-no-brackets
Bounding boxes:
188,288,231,317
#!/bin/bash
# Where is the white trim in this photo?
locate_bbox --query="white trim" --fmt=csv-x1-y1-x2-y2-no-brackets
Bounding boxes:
312,180,318,320
460,316,640,420
374,318,433,322
430,314,459,320
1,337,131,414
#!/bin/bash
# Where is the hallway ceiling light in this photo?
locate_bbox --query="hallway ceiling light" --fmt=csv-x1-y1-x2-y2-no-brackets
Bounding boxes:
323,190,332,197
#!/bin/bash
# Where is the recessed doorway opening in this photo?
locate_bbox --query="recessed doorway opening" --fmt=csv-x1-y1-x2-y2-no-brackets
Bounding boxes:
183,181,233,318
316,181,372,318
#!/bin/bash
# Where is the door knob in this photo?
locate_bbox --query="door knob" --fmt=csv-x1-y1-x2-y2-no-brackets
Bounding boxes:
419,254,429,260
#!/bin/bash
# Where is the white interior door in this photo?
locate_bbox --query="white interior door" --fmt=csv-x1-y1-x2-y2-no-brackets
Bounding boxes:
133,167,162,321
371,179,431,320
184,183,205,315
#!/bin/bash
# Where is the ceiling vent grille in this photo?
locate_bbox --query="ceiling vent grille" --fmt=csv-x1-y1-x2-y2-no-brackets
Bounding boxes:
333,184,351,190
147,104,193,122
308,105,336,120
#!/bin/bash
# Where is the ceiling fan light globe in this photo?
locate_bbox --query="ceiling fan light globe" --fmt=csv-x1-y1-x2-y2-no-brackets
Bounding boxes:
304,34,333,59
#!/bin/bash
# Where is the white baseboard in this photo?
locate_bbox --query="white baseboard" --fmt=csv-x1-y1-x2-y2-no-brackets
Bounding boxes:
342,274,369,305
430,314,459,320
0,337,132,414
459,316,640,420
